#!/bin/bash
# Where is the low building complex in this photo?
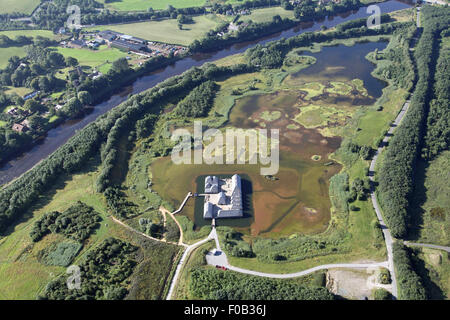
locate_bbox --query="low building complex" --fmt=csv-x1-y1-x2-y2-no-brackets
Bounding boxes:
203,174,243,219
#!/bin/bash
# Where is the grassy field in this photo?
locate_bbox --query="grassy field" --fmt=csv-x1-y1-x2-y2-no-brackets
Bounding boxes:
409,151,450,246
86,15,220,46
0,0,40,14
239,6,295,23
0,46,28,69
99,0,207,11
0,157,180,299
0,30,58,40
52,45,129,73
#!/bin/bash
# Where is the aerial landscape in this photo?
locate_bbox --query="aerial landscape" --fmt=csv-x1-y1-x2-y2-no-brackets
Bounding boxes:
0,0,448,305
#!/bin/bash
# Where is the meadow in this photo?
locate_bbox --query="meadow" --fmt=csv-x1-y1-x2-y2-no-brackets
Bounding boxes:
239,6,295,23
0,0,40,14
99,0,207,11
0,157,180,299
52,45,130,73
86,15,221,45
0,46,27,69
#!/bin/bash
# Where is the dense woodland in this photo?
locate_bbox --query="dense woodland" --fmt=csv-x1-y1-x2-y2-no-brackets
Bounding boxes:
423,28,450,160
393,242,426,300
40,237,138,300
378,6,450,238
189,267,334,300
30,201,101,242
174,80,219,118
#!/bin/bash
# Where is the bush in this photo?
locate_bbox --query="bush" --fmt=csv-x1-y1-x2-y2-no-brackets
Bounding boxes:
374,288,392,300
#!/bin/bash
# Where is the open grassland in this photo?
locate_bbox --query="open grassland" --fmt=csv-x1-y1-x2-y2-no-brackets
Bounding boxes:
86,15,219,45
100,0,206,11
0,157,180,299
0,30,58,40
409,151,450,246
52,45,129,73
239,6,295,23
0,0,40,14
0,46,27,69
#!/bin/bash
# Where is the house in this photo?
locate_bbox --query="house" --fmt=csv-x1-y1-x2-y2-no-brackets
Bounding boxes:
68,39,85,48
7,107,18,116
12,123,28,133
203,174,243,219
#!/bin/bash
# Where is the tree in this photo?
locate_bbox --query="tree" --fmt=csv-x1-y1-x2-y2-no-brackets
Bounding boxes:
110,58,129,74
77,91,92,105
65,56,78,67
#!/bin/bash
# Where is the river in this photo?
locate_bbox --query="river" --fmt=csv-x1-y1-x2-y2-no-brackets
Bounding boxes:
0,0,412,185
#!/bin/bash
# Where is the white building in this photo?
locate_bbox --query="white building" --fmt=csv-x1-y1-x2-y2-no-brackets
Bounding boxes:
203,174,243,219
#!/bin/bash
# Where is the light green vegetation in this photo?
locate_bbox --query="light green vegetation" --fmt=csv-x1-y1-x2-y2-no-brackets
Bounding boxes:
99,0,206,11
294,105,350,130
0,30,59,40
352,78,368,96
86,15,220,46
0,0,40,14
259,110,281,122
412,151,450,246
327,81,353,95
238,6,295,23
3,86,33,96
352,86,408,148
52,45,129,73
296,82,326,100
0,46,27,69
0,157,180,299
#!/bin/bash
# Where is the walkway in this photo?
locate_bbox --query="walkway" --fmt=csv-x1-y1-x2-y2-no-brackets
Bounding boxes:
368,100,411,299
403,241,450,253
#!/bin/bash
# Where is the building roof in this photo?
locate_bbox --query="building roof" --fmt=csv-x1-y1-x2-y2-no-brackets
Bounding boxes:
110,40,147,52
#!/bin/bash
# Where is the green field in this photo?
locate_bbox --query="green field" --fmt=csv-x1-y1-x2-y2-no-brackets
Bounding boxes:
86,15,220,45
0,0,40,14
99,0,207,11
0,30,57,40
0,46,28,69
52,45,129,73
239,6,295,23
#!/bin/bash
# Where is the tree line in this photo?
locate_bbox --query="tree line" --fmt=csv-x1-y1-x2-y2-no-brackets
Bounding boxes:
393,242,426,300
378,6,450,238
423,27,450,160
189,267,334,300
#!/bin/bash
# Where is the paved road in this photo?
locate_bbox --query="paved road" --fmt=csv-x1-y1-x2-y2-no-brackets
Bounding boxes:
206,229,389,278
368,100,411,299
404,241,450,253
166,229,215,300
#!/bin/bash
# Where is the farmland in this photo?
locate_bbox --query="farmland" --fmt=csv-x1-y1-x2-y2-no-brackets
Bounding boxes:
86,15,222,46
99,0,207,11
0,0,40,15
